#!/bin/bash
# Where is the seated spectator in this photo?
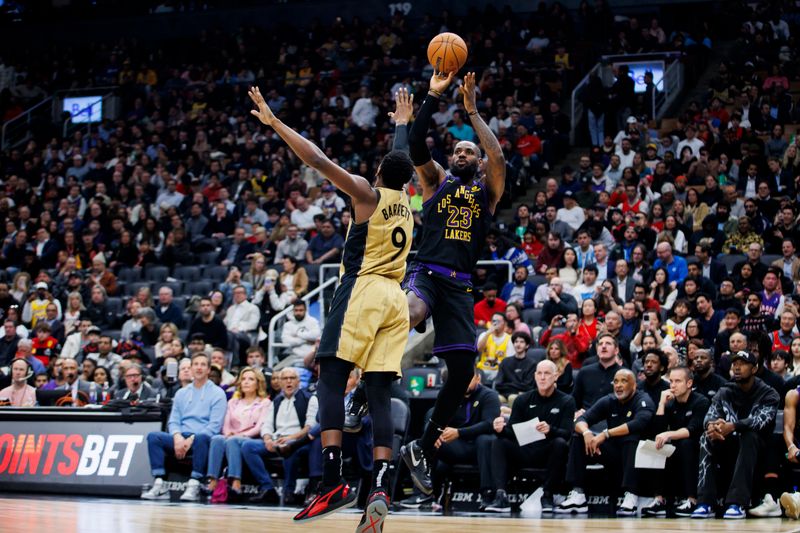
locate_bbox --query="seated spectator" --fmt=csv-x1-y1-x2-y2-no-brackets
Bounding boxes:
244,253,270,293
223,285,261,363
557,368,654,516
41,302,65,344
653,242,687,286
0,319,21,367
274,224,308,264
476,313,511,382
206,367,270,500
768,350,791,381
154,286,185,329
278,300,320,369
60,320,94,360
187,298,229,350
573,264,601,304
242,367,318,505
219,227,255,267
540,313,590,369
209,348,236,387
546,338,575,393
572,334,623,413
0,358,36,406
484,360,574,513
85,256,118,296
220,266,254,301
558,248,580,288
278,257,309,297
86,335,123,382
504,303,531,337
691,351,779,519
304,218,345,278
142,353,227,502
495,332,536,404
83,285,115,330
30,322,61,367
136,308,161,347
541,276,578,326
474,283,507,328
113,362,158,401
535,232,566,275
641,365,710,517
499,266,536,310
22,281,62,328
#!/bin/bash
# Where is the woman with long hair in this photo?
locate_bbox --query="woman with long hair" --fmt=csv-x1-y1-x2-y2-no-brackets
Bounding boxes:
630,244,652,285
11,272,31,303
658,214,687,254
206,367,270,499
135,286,154,309
733,261,763,299
546,339,574,393
665,299,691,343
154,323,180,361
684,318,703,344
63,291,85,336
279,256,309,297
684,187,709,233
531,191,548,217
649,267,677,310
578,298,599,341
648,202,666,233
558,247,580,288
790,337,800,376
504,303,531,337
244,253,269,292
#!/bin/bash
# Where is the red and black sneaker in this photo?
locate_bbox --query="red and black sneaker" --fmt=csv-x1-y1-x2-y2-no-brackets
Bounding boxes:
292,482,357,522
356,491,390,533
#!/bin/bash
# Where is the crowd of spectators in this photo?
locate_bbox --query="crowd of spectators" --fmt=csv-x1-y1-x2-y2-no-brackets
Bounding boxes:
1,0,800,521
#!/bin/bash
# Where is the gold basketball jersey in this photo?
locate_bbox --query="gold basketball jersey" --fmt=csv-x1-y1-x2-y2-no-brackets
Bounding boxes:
340,187,413,282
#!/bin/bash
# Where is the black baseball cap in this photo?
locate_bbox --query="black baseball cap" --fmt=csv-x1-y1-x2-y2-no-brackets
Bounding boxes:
729,350,756,365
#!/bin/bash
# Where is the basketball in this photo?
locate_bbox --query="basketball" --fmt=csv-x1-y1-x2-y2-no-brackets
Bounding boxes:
427,32,468,74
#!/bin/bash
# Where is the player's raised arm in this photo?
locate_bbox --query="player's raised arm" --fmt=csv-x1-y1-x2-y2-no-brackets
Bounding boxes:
408,71,454,196
389,88,413,153
459,72,506,213
248,86,376,207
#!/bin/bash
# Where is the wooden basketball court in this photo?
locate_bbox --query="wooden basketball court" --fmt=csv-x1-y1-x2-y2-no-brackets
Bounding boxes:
1,496,798,533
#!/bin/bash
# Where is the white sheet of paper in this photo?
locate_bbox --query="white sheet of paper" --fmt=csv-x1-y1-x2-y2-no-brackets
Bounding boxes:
512,417,546,446
635,440,676,469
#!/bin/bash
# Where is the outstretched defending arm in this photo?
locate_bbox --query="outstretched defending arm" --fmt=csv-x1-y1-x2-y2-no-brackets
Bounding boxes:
248,86,376,209
408,71,454,198
389,88,413,153
459,72,506,213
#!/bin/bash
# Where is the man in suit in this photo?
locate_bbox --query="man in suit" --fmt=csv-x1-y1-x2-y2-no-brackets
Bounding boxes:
55,357,92,399
610,259,636,303
33,228,59,269
218,227,255,267
114,362,158,400
694,243,727,285
772,238,800,281
499,265,537,310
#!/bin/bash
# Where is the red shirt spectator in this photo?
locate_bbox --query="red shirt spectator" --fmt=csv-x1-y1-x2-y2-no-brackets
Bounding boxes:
474,284,507,328
516,131,542,157
540,314,592,368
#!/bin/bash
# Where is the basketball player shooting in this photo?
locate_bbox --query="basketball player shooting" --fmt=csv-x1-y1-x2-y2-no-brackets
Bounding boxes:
401,71,506,494
248,86,415,532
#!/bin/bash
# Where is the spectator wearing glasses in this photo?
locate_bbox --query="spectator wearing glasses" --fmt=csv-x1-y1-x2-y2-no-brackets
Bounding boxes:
541,276,578,326
113,363,157,400
476,312,511,384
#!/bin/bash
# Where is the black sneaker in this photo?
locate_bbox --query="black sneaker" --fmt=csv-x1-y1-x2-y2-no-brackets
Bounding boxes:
292,482,357,522
398,493,434,509
344,381,368,433
540,492,555,513
356,491,390,533
485,489,511,513
249,488,280,505
641,498,667,517
400,441,433,495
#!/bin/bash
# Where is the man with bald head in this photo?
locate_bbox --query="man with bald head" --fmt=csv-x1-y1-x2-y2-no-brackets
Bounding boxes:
653,241,688,286
484,360,576,513
558,367,655,516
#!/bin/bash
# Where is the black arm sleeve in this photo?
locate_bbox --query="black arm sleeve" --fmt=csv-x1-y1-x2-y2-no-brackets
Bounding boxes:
408,94,439,166
392,124,409,153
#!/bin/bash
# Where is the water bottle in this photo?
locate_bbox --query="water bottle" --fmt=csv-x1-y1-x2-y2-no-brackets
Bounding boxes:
102,382,109,403
89,382,97,404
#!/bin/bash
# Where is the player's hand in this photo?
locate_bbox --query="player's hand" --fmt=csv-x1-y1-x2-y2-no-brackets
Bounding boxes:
248,86,277,126
429,70,455,95
458,72,478,114
388,88,414,125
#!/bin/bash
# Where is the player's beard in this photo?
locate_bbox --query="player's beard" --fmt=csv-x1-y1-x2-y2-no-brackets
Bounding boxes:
450,159,479,181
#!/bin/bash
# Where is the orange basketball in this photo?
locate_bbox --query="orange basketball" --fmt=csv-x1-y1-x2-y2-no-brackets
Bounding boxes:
427,32,468,74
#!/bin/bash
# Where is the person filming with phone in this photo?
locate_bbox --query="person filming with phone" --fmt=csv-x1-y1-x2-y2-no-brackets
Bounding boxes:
540,313,591,368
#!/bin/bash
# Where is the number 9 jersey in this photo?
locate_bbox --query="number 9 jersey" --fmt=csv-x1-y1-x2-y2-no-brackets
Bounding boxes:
339,187,413,282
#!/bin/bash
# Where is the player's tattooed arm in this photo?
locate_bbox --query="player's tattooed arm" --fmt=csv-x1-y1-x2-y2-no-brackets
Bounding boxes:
248,86,377,208
460,72,505,213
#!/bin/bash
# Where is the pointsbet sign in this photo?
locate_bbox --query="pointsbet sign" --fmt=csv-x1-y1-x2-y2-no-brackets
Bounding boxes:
0,420,160,495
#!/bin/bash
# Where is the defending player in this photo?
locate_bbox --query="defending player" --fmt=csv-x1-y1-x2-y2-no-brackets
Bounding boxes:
248,87,414,531
400,71,506,494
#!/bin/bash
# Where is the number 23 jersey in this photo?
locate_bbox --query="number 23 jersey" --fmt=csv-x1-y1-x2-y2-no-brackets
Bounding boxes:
340,187,413,282
415,176,492,274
